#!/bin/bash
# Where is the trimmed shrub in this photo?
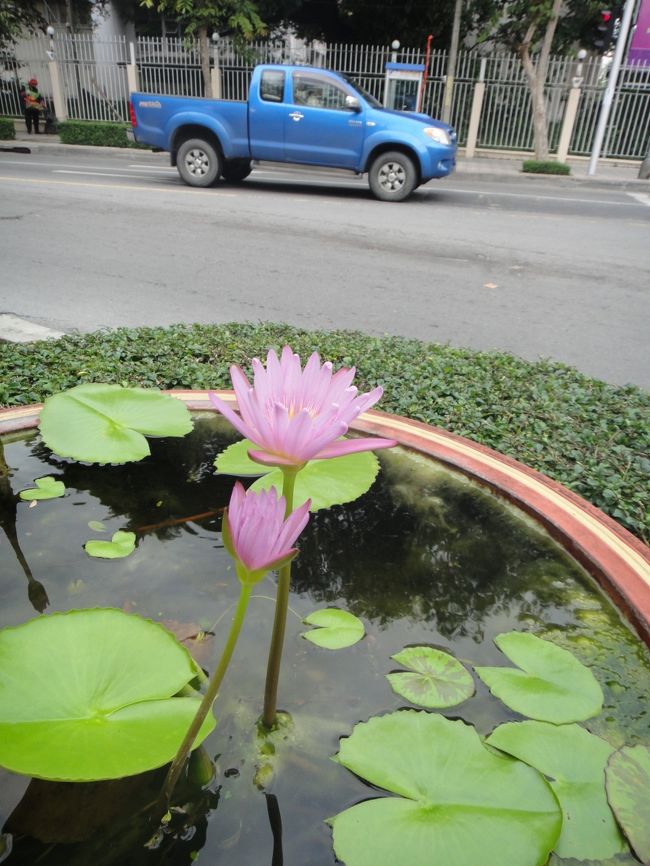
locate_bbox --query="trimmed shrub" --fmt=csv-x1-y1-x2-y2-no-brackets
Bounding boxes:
0,117,15,140
58,120,146,149
522,160,571,175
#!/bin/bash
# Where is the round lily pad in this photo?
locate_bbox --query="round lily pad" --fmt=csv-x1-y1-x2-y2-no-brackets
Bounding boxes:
39,384,193,464
19,476,65,501
84,530,136,560
386,646,475,708
606,744,650,863
215,438,379,511
301,609,365,649
474,631,603,723
331,710,561,866
0,609,215,781
487,720,627,861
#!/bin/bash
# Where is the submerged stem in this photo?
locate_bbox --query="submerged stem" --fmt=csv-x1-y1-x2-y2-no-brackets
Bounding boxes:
261,469,298,730
161,582,252,805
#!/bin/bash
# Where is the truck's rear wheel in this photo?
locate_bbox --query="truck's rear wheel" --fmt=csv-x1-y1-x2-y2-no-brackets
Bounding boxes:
368,151,417,202
177,138,221,187
222,159,252,182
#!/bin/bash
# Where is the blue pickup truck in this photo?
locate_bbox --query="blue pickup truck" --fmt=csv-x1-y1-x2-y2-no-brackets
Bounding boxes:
129,65,456,201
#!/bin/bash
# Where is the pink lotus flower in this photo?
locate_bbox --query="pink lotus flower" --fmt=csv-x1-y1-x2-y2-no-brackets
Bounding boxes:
209,346,396,468
222,482,310,585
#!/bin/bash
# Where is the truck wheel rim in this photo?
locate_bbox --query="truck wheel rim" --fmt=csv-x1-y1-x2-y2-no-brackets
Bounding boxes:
378,161,405,191
185,148,210,177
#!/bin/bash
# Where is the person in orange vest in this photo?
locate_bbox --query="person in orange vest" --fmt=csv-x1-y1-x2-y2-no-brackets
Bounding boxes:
22,78,45,134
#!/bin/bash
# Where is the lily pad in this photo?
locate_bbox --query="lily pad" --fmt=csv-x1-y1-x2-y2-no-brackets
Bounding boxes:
487,720,626,861
84,530,136,560
0,609,216,781
331,710,561,866
39,383,193,464
474,631,603,723
386,646,475,708
215,439,379,511
19,476,65,501
606,744,650,863
87,520,106,532
302,609,365,649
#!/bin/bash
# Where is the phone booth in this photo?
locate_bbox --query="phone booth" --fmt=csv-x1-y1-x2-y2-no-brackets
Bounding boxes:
383,63,425,112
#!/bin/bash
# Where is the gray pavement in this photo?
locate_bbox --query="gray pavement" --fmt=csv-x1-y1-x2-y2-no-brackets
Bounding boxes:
3,123,647,188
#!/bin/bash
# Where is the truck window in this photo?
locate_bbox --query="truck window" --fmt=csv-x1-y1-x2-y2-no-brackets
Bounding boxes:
260,70,285,103
292,73,350,111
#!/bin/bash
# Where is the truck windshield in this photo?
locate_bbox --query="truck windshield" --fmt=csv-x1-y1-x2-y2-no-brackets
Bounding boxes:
339,74,382,108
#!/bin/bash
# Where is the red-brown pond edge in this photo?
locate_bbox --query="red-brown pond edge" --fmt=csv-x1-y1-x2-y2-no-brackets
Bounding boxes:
2,389,648,646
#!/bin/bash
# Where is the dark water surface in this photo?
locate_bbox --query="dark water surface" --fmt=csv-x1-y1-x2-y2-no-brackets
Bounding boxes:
1,416,648,866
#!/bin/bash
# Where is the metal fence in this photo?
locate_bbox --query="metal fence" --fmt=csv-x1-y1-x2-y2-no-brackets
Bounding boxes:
2,33,648,159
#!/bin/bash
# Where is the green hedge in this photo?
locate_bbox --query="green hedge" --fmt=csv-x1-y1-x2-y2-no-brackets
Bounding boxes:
0,117,15,140
1,323,648,544
57,120,146,149
522,160,571,175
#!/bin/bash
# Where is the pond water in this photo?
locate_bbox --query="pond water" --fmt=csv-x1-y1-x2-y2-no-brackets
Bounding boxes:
1,415,648,866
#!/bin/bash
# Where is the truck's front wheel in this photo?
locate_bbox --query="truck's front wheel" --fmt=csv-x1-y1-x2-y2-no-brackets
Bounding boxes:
368,151,417,202
177,138,221,187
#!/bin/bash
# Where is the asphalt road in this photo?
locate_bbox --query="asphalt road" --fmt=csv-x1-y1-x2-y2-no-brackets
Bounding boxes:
1,149,648,388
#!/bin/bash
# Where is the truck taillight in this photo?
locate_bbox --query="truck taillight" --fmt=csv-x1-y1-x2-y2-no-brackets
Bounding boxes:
129,101,136,127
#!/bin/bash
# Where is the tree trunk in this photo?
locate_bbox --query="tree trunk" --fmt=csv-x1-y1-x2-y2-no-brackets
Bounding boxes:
518,0,563,161
198,25,212,99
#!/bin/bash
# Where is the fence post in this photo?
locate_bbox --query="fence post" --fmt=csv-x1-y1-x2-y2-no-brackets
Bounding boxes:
465,58,486,159
556,86,581,162
127,41,139,94
48,59,67,122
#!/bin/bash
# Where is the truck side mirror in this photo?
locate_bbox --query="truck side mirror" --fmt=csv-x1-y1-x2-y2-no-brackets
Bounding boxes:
345,95,361,112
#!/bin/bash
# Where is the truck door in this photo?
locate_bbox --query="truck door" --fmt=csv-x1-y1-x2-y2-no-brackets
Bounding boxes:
284,71,364,169
248,69,287,162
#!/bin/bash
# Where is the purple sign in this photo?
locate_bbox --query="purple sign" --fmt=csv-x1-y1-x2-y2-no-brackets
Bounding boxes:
629,0,650,65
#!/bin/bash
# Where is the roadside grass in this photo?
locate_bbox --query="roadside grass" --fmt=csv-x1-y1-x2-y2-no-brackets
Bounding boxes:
1,322,648,544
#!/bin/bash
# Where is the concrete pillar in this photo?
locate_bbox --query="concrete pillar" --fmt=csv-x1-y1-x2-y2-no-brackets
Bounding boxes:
48,59,67,122
211,67,222,100
465,81,485,159
557,87,581,163
127,41,139,94
127,64,139,94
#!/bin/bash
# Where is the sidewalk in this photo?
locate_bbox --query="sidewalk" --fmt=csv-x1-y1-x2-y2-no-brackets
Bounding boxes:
2,123,647,187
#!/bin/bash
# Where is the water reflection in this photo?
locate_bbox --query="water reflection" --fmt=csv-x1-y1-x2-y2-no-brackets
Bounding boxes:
0,442,49,613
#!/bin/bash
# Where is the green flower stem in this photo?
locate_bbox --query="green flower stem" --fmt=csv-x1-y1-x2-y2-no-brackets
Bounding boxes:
261,467,298,730
161,582,252,804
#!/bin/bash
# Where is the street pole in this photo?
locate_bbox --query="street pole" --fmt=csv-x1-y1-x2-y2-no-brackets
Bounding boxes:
587,0,637,175
441,0,463,124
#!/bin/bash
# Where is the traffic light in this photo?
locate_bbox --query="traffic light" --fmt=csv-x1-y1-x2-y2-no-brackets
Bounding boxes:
592,7,620,53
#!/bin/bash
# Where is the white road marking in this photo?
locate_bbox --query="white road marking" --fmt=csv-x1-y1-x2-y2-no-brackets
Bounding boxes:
54,169,161,179
432,186,647,208
0,314,64,343
626,191,650,208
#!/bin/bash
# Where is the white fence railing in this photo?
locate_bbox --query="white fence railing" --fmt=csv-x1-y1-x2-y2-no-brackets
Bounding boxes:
1,34,648,159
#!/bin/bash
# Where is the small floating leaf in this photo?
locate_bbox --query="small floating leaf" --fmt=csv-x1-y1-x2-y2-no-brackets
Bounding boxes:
331,711,561,866
19,477,65,501
606,745,650,863
302,609,365,649
386,646,475,708
39,383,193,464
216,439,379,511
474,631,603,723
85,530,136,560
487,720,626,861
0,609,215,781
87,520,106,532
